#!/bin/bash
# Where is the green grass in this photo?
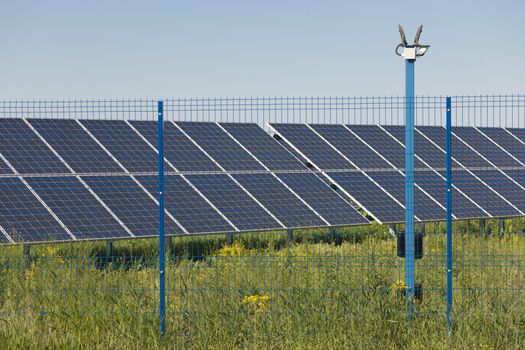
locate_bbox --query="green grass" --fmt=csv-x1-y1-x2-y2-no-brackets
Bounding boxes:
1,220,525,349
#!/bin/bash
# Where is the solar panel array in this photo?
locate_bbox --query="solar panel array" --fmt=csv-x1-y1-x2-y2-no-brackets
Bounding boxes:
0,115,523,245
271,123,524,224
0,118,370,245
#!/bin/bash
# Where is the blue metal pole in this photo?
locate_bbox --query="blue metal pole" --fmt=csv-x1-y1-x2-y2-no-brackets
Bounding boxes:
446,96,453,330
405,59,415,314
158,100,166,335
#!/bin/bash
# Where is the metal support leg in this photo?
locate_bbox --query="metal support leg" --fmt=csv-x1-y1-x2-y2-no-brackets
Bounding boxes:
499,219,505,233
479,219,486,234
286,229,293,248
226,233,232,246
23,244,31,267
105,240,113,263
165,236,172,254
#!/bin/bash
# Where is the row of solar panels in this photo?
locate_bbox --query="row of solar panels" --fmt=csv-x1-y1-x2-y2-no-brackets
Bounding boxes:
0,118,523,244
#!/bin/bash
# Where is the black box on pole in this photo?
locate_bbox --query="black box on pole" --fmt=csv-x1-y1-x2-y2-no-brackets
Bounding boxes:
397,231,424,259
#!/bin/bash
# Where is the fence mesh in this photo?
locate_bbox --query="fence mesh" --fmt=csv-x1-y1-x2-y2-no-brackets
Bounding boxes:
0,96,524,346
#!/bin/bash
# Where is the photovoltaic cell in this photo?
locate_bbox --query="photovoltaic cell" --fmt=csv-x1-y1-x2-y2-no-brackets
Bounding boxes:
233,173,326,228
80,120,158,173
28,119,123,174
176,122,264,171
507,128,525,145
277,172,369,226
220,123,306,171
25,176,130,240
82,176,183,237
187,174,283,231
130,121,219,172
0,177,70,243
270,124,353,170
137,175,234,234
0,119,70,174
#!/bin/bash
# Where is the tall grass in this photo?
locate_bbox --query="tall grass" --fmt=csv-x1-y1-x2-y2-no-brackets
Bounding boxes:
1,220,525,349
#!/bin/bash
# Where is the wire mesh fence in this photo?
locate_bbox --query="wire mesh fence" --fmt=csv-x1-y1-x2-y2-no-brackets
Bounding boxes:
0,96,524,344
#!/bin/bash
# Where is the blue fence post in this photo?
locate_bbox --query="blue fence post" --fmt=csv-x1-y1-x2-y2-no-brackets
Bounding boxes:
446,96,453,330
405,59,415,314
158,100,166,335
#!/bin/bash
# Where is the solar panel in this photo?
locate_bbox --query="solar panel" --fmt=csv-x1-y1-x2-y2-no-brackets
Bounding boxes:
507,128,525,144
28,119,123,174
130,121,219,173
0,177,71,243
233,173,327,228
453,127,520,168
366,171,445,221
439,170,521,217
0,118,70,174
220,123,305,171
277,172,369,226
176,122,264,171
82,176,183,237
328,171,405,223
187,174,284,231
270,124,354,170
384,125,446,169
137,175,235,234
80,120,158,173
477,127,525,165
25,176,130,240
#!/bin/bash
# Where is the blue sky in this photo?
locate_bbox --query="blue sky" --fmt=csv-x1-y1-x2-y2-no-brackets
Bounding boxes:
1,0,524,99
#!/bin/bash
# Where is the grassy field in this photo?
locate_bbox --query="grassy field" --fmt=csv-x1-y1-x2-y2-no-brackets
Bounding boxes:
1,220,525,349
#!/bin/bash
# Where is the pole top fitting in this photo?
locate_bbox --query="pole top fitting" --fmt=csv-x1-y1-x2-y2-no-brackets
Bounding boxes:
396,25,430,61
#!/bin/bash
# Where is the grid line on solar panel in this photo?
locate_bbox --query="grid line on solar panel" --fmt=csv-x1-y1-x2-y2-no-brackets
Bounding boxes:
187,174,284,231
233,173,327,228
25,176,130,240
137,175,235,234
0,177,71,243
175,122,265,171
0,118,70,174
477,128,525,165
269,124,354,170
28,119,123,174
220,123,306,171
277,172,369,226
130,121,219,173
80,120,158,173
